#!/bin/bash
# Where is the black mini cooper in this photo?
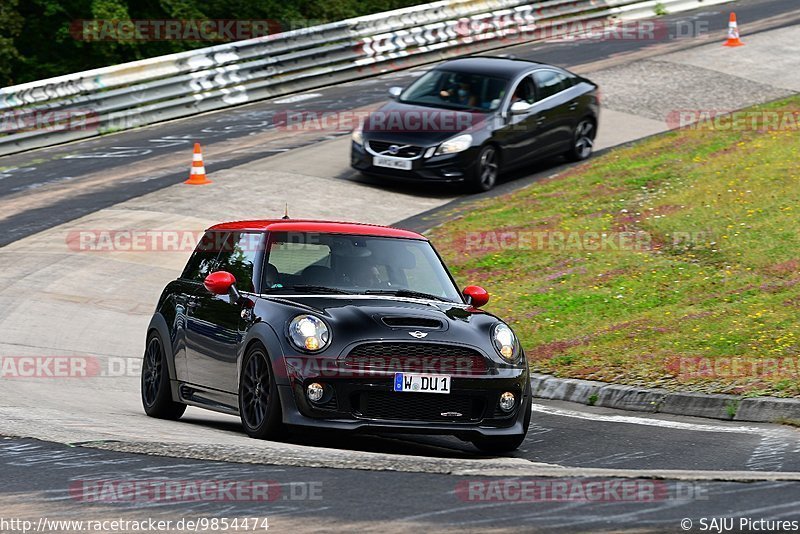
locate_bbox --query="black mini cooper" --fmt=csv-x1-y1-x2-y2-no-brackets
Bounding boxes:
141,219,530,453
351,56,599,192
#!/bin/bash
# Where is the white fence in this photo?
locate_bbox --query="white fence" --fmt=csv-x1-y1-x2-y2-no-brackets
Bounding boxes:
0,0,732,156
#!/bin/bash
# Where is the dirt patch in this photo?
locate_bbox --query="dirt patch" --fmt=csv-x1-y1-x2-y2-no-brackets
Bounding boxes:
545,266,587,281
527,337,592,361
764,259,800,277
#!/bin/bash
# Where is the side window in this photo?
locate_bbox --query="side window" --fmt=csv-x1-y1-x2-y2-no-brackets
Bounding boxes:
509,76,536,105
181,231,223,282
215,232,262,292
533,70,569,101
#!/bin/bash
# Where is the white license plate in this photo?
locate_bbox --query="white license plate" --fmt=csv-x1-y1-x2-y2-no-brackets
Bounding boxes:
374,156,412,170
393,373,451,394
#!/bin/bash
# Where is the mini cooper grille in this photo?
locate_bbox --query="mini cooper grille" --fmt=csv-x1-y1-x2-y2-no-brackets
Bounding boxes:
368,141,422,158
355,391,484,421
344,343,487,374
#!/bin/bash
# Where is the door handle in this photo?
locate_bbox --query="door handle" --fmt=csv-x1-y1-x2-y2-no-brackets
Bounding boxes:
569,103,578,111
537,116,547,125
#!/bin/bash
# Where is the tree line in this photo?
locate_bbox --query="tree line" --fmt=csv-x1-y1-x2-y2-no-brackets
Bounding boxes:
0,0,422,87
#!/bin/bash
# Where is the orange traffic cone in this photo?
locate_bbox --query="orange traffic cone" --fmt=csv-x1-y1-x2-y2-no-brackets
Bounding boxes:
185,143,212,185
723,12,744,47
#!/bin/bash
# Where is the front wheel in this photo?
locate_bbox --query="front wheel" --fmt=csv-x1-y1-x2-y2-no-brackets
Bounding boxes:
141,332,186,420
239,344,285,440
565,118,596,162
468,145,500,193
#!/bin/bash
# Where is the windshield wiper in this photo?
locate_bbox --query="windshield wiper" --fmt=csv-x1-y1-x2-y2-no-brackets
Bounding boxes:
364,289,452,302
399,100,462,111
265,285,353,295
292,285,354,294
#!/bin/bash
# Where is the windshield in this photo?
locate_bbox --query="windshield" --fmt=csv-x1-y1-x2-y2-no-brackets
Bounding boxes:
399,69,509,111
263,232,463,302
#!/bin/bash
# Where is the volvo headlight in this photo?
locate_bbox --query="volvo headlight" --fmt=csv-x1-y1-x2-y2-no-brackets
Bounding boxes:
351,126,364,145
435,133,472,155
492,323,517,362
288,315,330,352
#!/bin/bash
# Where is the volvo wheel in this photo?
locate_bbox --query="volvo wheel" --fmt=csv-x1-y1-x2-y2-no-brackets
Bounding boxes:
566,118,596,162
469,145,500,192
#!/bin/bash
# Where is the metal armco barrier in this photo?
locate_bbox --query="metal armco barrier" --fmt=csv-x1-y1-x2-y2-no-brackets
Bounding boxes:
0,0,732,156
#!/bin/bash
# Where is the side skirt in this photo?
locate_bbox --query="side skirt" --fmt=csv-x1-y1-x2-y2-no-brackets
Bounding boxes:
174,380,240,416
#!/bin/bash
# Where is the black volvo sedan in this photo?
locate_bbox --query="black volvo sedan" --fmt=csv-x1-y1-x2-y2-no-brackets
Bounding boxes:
142,219,531,453
351,56,599,192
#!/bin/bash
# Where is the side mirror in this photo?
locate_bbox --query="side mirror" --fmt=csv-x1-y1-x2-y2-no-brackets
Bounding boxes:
388,86,403,99
510,101,532,114
204,271,237,296
463,285,490,307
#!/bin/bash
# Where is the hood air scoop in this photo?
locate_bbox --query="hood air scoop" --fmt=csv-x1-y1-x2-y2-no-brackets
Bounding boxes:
381,316,443,329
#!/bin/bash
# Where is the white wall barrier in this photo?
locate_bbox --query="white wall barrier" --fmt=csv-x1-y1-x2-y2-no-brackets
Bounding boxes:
0,0,732,156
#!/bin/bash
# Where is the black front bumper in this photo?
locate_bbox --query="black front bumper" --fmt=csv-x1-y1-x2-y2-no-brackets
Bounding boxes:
351,141,479,183
277,366,529,439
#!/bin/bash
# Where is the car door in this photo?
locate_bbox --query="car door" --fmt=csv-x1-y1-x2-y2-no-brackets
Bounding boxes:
185,231,263,393
491,74,544,167
532,69,577,154
172,231,223,383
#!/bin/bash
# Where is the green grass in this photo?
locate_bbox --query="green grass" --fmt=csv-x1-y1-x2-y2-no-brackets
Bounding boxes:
430,96,800,397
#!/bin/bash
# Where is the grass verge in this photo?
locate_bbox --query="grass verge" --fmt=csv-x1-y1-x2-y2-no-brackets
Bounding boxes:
429,96,800,397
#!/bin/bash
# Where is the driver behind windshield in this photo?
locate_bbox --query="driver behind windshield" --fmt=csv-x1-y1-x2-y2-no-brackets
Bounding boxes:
348,261,383,289
439,75,478,107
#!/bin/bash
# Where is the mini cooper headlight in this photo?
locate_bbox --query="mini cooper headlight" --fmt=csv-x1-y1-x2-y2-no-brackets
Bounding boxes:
492,323,518,362
434,133,472,155
351,126,364,146
288,315,330,352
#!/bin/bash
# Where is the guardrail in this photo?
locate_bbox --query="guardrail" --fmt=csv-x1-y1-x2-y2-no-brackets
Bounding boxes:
0,0,732,157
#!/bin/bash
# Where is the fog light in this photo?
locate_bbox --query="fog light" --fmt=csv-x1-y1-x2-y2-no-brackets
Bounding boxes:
499,392,516,412
307,383,324,403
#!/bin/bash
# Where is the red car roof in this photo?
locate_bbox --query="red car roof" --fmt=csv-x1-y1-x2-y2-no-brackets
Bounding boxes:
206,219,427,240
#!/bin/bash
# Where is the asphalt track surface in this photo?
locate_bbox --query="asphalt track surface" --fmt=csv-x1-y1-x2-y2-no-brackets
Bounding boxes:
2,434,800,533
1,0,800,532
